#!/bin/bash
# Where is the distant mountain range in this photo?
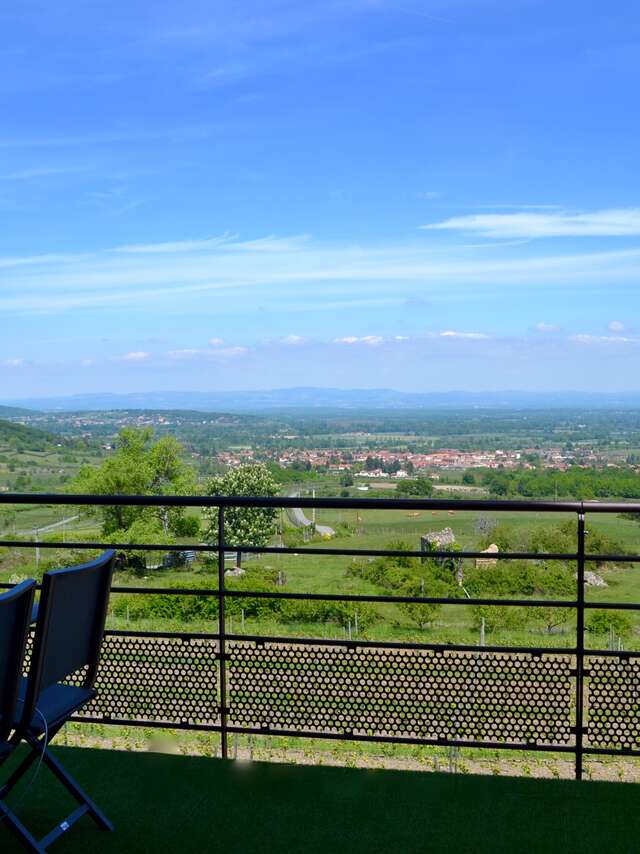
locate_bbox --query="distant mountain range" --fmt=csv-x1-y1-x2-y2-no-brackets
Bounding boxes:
4,388,640,412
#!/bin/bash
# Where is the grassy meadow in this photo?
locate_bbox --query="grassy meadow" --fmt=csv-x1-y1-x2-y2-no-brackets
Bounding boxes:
2,500,639,651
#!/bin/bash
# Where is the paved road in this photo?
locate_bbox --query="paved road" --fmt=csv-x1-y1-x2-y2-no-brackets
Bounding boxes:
286,493,335,537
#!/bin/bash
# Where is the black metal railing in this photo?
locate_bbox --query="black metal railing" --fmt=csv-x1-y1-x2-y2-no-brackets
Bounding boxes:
1,492,640,779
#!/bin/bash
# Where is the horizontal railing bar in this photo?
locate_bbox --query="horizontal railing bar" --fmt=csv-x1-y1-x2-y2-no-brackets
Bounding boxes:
2,537,638,565
65,711,640,758
0,539,220,553
0,539,581,561
3,491,640,513
232,545,582,560
5,579,640,611
0,580,582,607
583,747,640,757
221,590,579,608
178,724,579,754
225,632,575,655
585,647,640,658
66,714,577,754
69,716,223,732
103,629,220,641
583,601,640,611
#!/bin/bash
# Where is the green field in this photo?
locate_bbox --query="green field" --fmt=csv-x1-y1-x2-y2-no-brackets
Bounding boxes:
2,501,638,650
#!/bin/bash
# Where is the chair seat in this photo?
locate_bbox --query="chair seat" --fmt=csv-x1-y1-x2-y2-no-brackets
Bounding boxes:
15,680,95,733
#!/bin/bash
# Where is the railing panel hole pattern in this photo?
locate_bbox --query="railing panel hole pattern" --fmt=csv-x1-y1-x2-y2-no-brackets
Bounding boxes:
70,634,220,726
586,656,640,751
227,640,574,746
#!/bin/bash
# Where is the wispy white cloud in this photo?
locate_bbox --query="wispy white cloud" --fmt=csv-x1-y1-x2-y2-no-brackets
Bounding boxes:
2,233,640,317
422,208,640,239
3,357,26,367
569,334,638,345
438,330,491,340
608,320,625,332
229,235,311,253
167,348,203,360
196,34,416,89
0,165,89,181
0,125,218,150
333,335,383,346
535,322,561,332
115,234,237,255
212,346,249,358
202,64,249,86
280,334,306,345
113,233,308,255
119,351,151,362
167,345,248,360
457,204,562,211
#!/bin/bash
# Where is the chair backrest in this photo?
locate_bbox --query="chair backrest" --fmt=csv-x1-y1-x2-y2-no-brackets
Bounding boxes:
0,580,36,742
21,551,116,727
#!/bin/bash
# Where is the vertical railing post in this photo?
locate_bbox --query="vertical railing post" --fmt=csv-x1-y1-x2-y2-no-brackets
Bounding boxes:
575,509,586,780
218,504,228,759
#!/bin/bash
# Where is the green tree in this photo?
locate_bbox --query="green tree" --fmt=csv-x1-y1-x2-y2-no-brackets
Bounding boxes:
586,610,632,636
398,578,444,630
204,464,278,553
396,477,434,497
74,427,198,549
528,605,572,634
470,605,524,633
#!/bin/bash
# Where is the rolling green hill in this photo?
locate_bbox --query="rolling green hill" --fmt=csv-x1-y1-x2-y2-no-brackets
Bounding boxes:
0,418,56,450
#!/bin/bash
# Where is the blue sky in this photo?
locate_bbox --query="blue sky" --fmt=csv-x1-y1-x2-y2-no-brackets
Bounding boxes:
1,0,640,397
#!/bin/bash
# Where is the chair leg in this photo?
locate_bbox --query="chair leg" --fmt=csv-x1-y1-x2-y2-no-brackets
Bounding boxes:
0,747,41,800
0,722,64,800
29,738,113,833
0,798,46,853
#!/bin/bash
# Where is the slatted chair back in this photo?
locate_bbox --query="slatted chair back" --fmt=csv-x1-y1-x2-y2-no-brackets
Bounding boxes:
20,551,116,730
0,580,36,743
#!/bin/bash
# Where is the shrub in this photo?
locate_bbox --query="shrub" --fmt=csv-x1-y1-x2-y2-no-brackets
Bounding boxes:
470,605,525,632
279,599,379,631
586,610,632,636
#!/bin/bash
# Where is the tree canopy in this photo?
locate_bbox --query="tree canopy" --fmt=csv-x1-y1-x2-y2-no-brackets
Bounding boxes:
74,428,198,547
204,463,279,549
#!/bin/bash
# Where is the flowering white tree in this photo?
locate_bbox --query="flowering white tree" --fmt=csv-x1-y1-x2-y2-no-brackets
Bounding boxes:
204,464,279,556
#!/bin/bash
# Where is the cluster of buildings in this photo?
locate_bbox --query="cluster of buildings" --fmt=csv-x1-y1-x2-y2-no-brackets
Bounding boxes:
214,445,605,474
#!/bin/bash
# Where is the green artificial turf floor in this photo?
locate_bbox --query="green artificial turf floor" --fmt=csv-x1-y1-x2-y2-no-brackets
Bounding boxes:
1,747,638,853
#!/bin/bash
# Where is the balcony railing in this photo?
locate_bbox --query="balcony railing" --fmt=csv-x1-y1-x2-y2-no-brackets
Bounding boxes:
1,492,640,780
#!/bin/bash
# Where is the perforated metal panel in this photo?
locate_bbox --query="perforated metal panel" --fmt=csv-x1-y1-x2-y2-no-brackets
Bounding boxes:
228,640,575,746
586,655,640,751
74,633,220,726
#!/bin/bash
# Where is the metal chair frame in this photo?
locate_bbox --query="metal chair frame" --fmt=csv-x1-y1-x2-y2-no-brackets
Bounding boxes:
0,551,116,852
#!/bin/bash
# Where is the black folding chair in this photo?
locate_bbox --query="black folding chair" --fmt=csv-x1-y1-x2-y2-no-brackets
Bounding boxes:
0,550,116,852
0,580,37,844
